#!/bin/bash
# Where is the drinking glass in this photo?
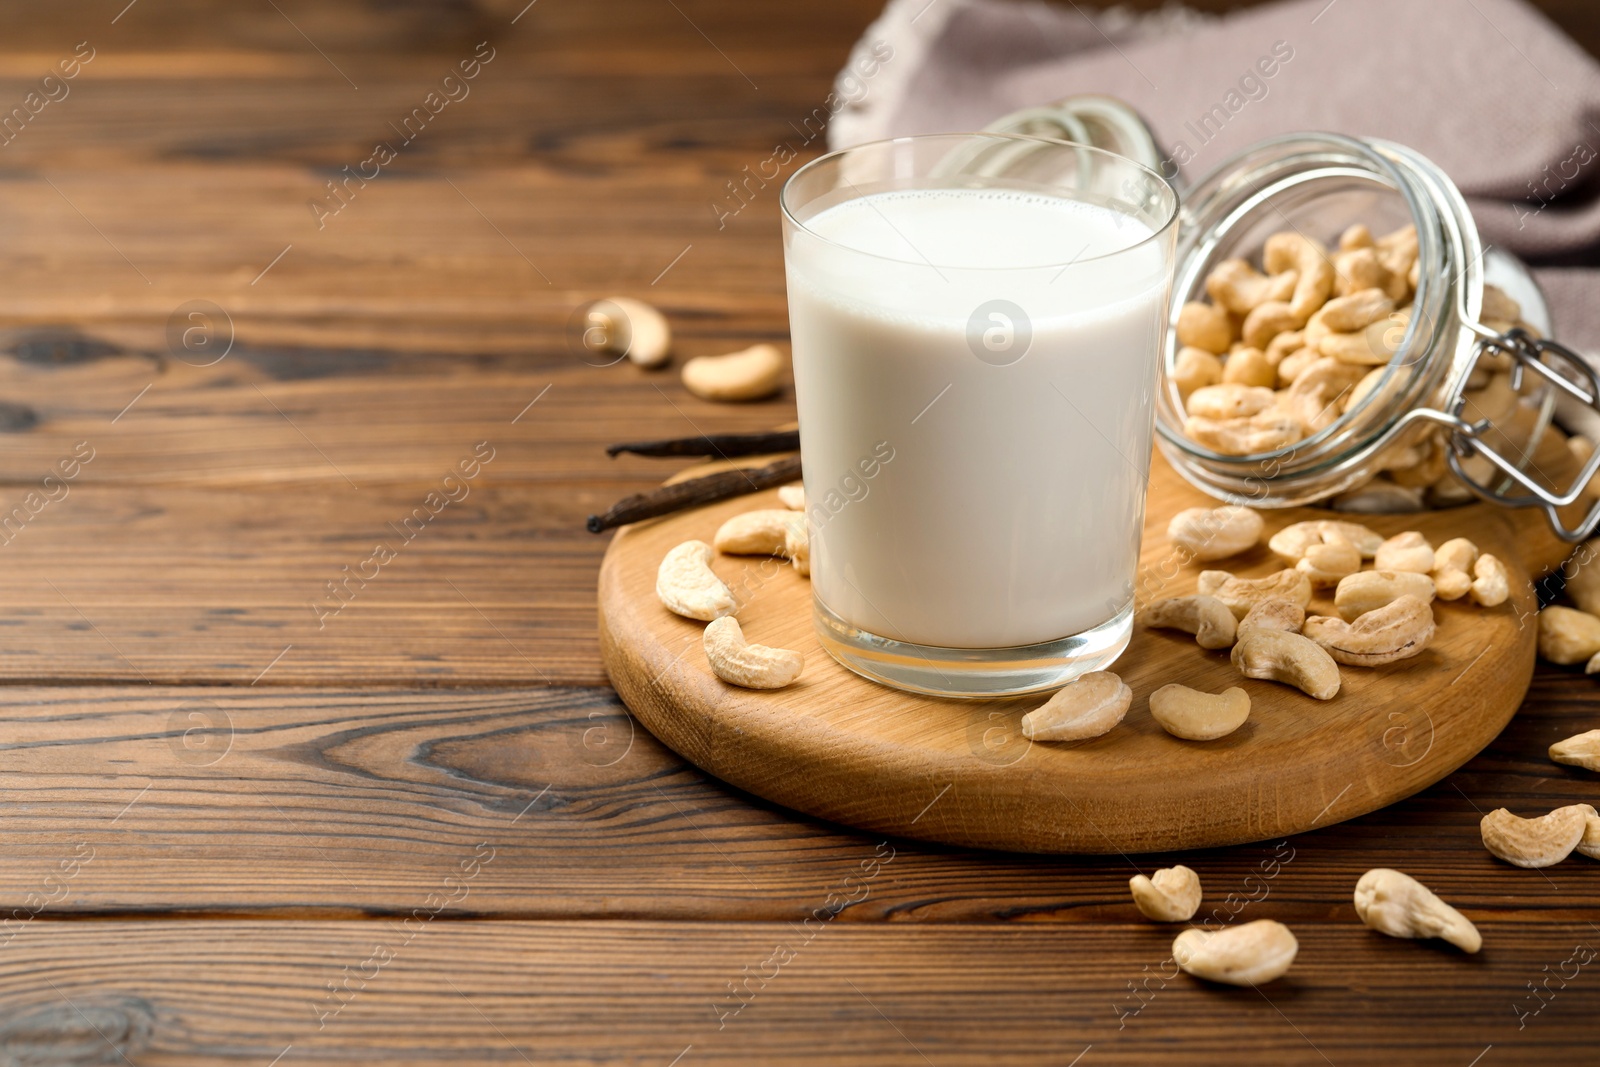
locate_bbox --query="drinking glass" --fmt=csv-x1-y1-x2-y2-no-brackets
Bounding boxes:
780,133,1178,697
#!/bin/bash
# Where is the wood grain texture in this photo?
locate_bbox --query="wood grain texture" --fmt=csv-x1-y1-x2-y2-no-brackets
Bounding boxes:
0,682,1594,922
0,0,1594,1062
3,920,1599,1066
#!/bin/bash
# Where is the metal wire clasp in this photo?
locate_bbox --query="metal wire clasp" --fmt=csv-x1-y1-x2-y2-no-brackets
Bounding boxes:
1438,327,1600,542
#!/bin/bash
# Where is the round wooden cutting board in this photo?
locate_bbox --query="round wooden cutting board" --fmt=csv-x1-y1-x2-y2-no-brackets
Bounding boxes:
598,450,1574,854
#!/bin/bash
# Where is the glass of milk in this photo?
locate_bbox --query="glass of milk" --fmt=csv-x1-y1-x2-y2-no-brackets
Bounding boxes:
780,133,1178,697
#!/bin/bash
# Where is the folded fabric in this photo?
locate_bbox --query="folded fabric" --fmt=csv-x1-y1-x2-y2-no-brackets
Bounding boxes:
832,0,1600,354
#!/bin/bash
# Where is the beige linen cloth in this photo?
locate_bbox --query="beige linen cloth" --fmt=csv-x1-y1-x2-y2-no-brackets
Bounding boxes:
830,0,1600,354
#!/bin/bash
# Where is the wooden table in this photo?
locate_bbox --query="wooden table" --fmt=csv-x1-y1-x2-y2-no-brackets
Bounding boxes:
0,1,1595,1063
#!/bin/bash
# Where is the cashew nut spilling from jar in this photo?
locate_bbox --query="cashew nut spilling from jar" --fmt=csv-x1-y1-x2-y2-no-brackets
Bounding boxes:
656,540,736,621
1480,804,1595,868
1537,606,1600,665
1186,383,1277,421
1374,531,1434,574
1176,300,1236,354
1237,597,1306,638
1230,629,1341,699
1166,505,1264,561
1206,258,1297,314
777,484,806,510
1129,865,1203,922
1183,413,1304,456
1020,671,1132,742
1333,570,1436,621
702,616,803,689
1148,684,1251,741
1172,919,1298,986
1143,595,1237,650
1263,232,1334,325
1268,520,1383,562
1222,346,1277,388
1549,729,1600,772
714,509,795,556
1431,537,1480,601
681,343,785,402
586,296,671,368
1197,569,1314,619
1302,595,1435,667
1353,869,1481,953
1172,346,1224,400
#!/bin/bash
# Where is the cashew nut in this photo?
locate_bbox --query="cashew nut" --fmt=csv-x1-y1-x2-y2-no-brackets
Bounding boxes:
1166,505,1264,561
1185,383,1276,421
1374,531,1434,574
1338,223,1374,250
656,540,736,621
1564,542,1600,614
1480,804,1595,868
1332,246,1386,296
714,509,794,556
1020,670,1132,742
1222,346,1278,388
1302,594,1435,666
1172,919,1298,986
1320,288,1395,333
1334,570,1436,621
1353,869,1481,953
1197,569,1313,619
1176,300,1235,354
1263,231,1334,325
1149,683,1251,740
1537,606,1600,665
1432,537,1480,601
1580,808,1600,860
1183,413,1304,456
586,296,671,367
1241,301,1299,350
1206,258,1297,314
681,343,785,402
1143,595,1237,650
1469,553,1510,607
1268,519,1383,561
1549,729,1600,772
1171,346,1224,400
1130,865,1203,922
1284,357,1366,432
777,484,806,510
1376,224,1418,302
784,516,808,576
1237,597,1305,637
1319,310,1408,365
702,616,803,689
1230,628,1341,699
1275,346,1321,387
1296,539,1362,588
1265,329,1306,364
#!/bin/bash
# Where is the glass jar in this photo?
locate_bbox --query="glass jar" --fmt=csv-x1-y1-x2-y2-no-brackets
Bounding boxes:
1148,132,1600,541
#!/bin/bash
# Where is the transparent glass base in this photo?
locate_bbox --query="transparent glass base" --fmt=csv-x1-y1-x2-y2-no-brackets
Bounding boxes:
813,599,1133,699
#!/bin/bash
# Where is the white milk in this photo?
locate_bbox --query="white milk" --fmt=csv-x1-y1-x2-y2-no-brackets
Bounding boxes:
785,187,1169,649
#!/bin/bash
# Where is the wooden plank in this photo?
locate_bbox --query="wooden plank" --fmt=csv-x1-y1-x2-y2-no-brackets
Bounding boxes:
0,484,614,685
2,919,1597,1065
0,337,797,487
0,683,1595,919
